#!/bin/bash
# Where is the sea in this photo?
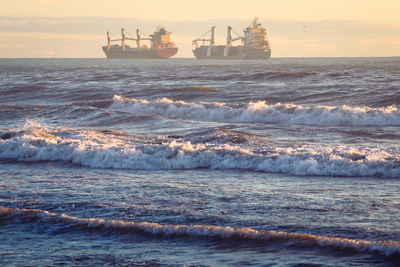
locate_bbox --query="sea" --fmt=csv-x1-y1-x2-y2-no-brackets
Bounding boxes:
0,57,399,266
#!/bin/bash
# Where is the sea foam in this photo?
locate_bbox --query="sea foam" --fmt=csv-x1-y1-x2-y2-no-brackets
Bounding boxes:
0,123,399,178
110,95,400,126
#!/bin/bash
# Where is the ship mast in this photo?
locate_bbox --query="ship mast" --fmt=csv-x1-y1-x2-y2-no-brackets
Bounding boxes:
225,26,244,56
136,29,141,48
210,26,216,46
207,26,216,56
121,28,126,50
105,31,122,50
253,16,259,27
226,26,243,45
107,31,111,50
227,26,232,46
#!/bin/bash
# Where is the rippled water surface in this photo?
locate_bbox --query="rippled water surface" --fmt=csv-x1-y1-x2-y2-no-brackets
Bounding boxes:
1,58,400,266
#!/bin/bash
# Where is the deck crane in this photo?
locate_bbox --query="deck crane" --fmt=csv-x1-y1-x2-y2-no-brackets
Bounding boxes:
192,26,216,49
122,28,153,49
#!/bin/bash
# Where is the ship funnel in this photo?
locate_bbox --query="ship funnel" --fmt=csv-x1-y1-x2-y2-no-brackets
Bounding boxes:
210,26,216,46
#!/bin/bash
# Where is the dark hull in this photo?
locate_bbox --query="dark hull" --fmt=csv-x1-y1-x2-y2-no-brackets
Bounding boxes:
193,45,271,60
102,46,178,59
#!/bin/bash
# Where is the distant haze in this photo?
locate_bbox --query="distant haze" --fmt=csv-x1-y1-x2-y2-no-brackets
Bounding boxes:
1,0,400,58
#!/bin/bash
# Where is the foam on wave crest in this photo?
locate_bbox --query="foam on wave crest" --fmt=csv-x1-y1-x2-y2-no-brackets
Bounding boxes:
111,95,400,126
1,206,399,257
1,121,399,178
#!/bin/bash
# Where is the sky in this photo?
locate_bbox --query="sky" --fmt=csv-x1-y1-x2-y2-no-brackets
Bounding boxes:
1,0,399,58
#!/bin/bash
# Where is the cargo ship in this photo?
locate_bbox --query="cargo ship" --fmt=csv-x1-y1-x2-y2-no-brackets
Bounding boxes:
192,17,271,59
102,26,178,59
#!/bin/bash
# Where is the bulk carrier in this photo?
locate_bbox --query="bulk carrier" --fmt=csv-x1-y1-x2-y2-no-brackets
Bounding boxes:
192,17,271,59
102,27,178,59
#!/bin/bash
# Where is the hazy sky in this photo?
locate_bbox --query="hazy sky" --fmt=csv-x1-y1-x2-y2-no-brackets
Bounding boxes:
1,0,399,57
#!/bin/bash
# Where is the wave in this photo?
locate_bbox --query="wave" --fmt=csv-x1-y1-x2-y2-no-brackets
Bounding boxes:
110,95,400,126
246,71,317,80
1,122,399,178
181,86,218,92
9,84,47,93
173,71,315,82
1,206,399,257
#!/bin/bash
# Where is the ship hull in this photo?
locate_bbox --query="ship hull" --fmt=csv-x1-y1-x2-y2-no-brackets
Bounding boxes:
102,46,178,59
193,45,271,60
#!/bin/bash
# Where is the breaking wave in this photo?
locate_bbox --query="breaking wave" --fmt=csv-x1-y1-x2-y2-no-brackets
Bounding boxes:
0,122,399,178
110,95,400,126
1,206,399,257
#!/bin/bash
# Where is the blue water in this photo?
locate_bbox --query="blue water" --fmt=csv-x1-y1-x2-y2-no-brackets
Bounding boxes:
1,58,400,266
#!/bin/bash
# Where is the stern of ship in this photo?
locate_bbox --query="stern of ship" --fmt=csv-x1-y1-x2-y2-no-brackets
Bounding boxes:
156,47,178,58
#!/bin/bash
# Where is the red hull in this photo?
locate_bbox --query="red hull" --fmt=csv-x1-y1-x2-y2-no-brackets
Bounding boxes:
102,46,178,59
156,47,178,58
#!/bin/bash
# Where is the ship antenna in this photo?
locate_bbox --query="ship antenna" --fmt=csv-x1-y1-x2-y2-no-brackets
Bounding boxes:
253,17,259,26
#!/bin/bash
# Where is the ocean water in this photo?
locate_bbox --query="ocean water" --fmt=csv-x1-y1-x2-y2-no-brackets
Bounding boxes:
0,57,400,266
